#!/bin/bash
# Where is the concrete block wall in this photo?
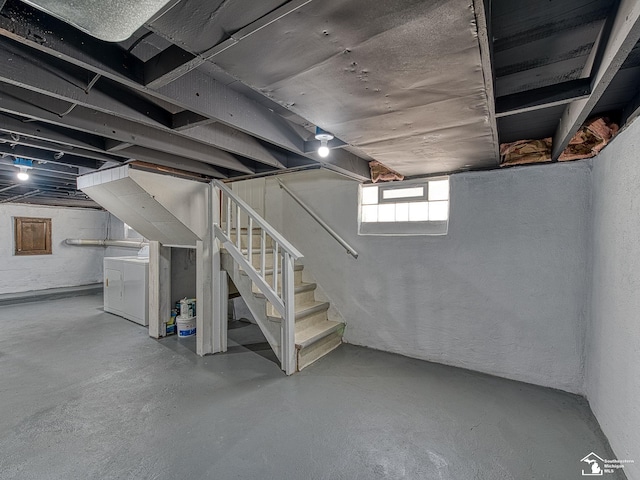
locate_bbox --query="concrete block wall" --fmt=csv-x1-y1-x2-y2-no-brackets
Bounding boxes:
588,120,640,479
257,162,591,394
0,203,108,294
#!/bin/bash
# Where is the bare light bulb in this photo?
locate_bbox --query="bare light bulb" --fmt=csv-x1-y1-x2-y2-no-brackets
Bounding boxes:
318,141,330,158
17,167,30,181
315,129,334,158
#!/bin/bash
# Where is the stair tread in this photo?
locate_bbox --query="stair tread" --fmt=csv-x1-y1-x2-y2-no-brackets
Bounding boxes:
296,321,343,348
267,300,329,321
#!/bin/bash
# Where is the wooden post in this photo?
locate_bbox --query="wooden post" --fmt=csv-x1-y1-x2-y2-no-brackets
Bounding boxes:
149,240,171,339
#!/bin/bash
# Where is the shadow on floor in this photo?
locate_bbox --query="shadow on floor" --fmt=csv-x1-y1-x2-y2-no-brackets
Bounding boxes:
226,319,279,366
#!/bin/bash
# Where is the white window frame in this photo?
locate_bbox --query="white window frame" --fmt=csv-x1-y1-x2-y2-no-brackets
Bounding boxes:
358,177,450,236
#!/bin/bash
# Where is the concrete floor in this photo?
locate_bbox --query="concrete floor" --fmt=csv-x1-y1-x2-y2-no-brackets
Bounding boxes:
0,294,623,480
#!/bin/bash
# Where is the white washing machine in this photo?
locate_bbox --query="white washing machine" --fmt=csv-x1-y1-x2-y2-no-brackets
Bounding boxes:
104,256,149,326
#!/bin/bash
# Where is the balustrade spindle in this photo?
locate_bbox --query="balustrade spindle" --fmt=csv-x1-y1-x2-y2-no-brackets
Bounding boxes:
247,217,253,263
260,230,266,277
273,242,279,292
236,204,242,250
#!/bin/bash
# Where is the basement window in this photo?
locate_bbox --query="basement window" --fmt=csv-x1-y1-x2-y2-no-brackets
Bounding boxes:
359,178,449,235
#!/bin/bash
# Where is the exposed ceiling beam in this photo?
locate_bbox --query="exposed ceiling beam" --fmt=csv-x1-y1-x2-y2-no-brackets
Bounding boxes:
104,139,135,152
0,113,234,178
0,183,21,193
0,85,254,174
154,68,306,153
472,0,500,164
0,166,77,185
177,123,286,169
143,0,313,88
143,44,199,90
552,0,640,160
621,83,640,126
171,111,215,131
303,138,347,153
120,146,228,178
0,0,391,180
0,133,123,165
0,0,143,83
0,112,109,152
0,154,78,176
493,7,610,53
0,40,286,169
0,1,306,153
496,78,592,117
0,143,101,169
0,168,76,186
0,189,41,203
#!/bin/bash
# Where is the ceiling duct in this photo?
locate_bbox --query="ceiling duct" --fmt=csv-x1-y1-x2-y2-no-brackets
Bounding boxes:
19,0,178,42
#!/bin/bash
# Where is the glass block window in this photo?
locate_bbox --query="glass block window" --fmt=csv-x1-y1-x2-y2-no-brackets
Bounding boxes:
359,178,449,235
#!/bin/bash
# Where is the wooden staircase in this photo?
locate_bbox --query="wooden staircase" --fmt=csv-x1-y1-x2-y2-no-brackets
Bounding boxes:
221,228,344,371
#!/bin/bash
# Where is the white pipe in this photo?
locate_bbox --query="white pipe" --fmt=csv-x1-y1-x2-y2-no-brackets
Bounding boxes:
65,239,148,248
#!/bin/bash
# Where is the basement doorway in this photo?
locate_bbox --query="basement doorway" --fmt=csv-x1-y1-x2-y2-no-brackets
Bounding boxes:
167,247,197,354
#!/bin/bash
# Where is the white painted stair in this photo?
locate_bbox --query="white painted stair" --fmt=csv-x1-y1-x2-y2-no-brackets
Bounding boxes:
221,228,344,371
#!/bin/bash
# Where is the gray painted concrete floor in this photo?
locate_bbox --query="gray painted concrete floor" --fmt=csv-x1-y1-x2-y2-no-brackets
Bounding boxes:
0,295,622,480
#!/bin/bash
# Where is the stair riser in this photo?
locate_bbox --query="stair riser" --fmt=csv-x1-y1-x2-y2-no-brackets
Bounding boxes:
297,332,342,371
240,236,273,249
266,290,317,317
222,228,272,247
250,252,274,269
295,310,329,331
225,232,273,249
261,269,304,286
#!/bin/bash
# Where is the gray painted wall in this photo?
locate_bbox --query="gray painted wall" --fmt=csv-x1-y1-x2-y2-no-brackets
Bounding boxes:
259,163,591,394
0,203,108,294
589,121,640,479
171,247,197,305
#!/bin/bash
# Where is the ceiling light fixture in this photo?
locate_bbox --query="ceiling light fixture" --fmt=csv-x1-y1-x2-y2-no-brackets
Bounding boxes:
315,127,334,158
14,157,33,181
17,167,30,181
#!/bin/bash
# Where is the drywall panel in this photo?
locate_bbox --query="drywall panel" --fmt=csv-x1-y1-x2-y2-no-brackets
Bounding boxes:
79,166,203,246
128,169,209,240
261,164,591,393
0,203,108,294
588,121,640,480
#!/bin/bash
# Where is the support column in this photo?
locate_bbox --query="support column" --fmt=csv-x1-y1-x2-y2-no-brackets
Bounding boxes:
149,240,171,339
196,183,225,355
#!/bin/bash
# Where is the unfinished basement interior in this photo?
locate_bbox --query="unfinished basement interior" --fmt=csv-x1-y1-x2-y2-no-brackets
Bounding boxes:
1,0,639,478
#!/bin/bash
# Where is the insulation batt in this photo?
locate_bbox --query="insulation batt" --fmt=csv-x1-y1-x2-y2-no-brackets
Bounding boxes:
500,117,619,166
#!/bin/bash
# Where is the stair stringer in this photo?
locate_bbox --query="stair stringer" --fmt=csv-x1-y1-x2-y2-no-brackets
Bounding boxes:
221,251,282,361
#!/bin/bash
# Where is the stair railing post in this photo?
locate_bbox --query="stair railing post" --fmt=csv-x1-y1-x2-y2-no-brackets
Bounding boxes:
282,252,296,375
260,230,266,277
